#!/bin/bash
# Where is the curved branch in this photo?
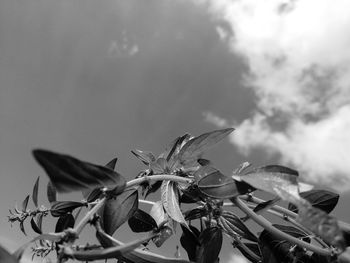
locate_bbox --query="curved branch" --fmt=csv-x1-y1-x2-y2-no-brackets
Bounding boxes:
231,197,332,256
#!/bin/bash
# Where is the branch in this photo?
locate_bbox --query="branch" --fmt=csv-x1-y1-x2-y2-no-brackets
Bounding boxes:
231,197,332,256
126,174,193,189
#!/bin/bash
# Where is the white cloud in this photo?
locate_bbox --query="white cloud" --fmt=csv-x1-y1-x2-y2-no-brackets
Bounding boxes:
198,0,350,191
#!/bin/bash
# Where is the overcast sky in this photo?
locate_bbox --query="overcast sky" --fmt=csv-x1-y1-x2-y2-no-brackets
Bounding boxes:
1,0,350,262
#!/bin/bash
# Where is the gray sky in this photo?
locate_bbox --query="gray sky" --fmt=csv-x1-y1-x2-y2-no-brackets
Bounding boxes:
1,0,349,262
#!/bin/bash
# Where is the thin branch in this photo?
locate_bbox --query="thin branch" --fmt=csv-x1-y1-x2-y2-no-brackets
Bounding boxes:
231,197,333,256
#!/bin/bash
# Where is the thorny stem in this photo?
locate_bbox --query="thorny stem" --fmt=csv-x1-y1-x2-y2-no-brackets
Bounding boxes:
232,196,333,256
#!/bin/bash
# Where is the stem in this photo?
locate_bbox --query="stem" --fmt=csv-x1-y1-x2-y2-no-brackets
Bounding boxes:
234,239,261,262
232,197,332,256
74,197,106,235
126,174,192,189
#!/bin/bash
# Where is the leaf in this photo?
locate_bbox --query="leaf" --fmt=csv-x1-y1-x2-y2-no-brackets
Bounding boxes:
145,181,163,198
85,187,104,203
180,224,200,261
253,198,280,214
131,149,155,165
194,166,238,199
32,177,40,208
128,209,157,233
159,134,191,161
196,227,223,263
47,181,57,203
180,185,203,204
177,128,234,166
150,201,167,227
30,217,42,234
239,165,300,203
105,157,118,170
259,224,309,263
0,244,18,263
21,195,30,212
100,188,138,235
50,201,85,217
151,158,169,174
184,207,210,221
197,159,211,166
297,202,346,250
55,214,75,232
33,149,126,193
152,225,173,247
220,211,258,242
288,190,339,214
20,221,26,236
161,181,187,226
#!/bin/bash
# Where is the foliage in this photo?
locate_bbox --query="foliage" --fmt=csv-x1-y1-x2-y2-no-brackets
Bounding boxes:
4,128,350,263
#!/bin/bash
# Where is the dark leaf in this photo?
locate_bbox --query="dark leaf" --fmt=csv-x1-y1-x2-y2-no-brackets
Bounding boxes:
309,253,331,263
21,195,30,212
0,244,18,263
50,201,85,217
100,188,138,235
131,149,155,165
297,203,346,250
253,198,280,214
32,177,40,208
177,128,234,166
259,224,309,263
86,187,104,203
128,209,157,233
220,211,258,242
161,181,187,226
30,217,42,234
288,190,339,214
47,181,57,204
180,224,200,261
235,242,261,263
33,149,126,193
184,207,210,221
196,227,223,263
180,185,203,204
105,157,118,170
195,166,238,199
344,230,350,247
37,213,43,232
55,214,75,232
197,159,211,166
239,165,300,203
20,221,26,236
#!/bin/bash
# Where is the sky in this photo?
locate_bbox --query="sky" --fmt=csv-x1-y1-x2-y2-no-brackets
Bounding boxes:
0,0,350,262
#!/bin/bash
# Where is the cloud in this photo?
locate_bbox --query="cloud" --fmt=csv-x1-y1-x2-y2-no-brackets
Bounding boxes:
198,0,350,191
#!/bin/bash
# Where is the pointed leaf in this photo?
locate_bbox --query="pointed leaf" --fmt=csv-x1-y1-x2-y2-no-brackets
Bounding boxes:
221,211,258,242
195,166,238,199
150,158,169,174
50,201,85,217
85,187,104,203
19,221,26,236
100,188,138,235
180,225,200,261
159,134,191,161
47,181,57,204
21,195,30,212
297,203,346,250
253,198,280,214
161,181,187,226
239,165,300,202
36,213,43,232
55,214,75,232
105,157,118,170
180,185,203,204
184,207,210,221
0,244,18,263
196,227,222,263
177,128,234,165
131,149,155,165
235,242,261,263
128,209,157,233
150,201,167,227
33,149,126,193
30,217,42,234
32,177,40,208
288,190,339,214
